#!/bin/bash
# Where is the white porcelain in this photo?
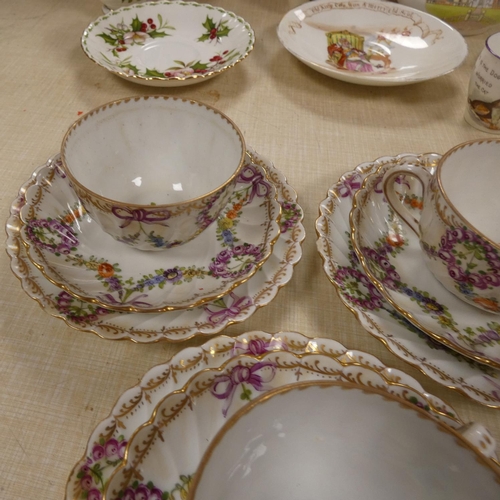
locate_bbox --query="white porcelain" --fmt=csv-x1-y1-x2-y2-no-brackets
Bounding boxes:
466,32,500,134
277,0,467,86
396,0,500,36
381,139,500,315
7,149,304,340
19,156,280,312
62,330,483,500
316,154,500,406
61,96,246,250
352,153,500,368
190,382,500,500
83,1,254,87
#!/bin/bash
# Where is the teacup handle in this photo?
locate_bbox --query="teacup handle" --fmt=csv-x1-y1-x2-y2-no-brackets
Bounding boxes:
457,422,498,461
382,164,433,236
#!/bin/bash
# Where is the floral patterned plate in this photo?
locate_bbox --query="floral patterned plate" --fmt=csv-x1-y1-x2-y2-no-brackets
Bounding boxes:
277,0,467,86
19,156,280,313
63,331,495,500
82,1,255,87
7,149,304,341
351,157,500,369
316,154,500,407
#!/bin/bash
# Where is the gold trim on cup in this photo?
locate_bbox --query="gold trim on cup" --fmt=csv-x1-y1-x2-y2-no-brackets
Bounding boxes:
436,138,500,251
20,150,282,314
350,156,500,369
60,95,247,209
100,349,484,500
189,380,500,500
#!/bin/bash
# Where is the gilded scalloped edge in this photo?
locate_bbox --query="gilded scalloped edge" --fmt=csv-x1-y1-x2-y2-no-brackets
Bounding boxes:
6,149,304,343
315,154,500,407
81,1,255,84
18,155,282,313
350,156,500,369
63,330,500,500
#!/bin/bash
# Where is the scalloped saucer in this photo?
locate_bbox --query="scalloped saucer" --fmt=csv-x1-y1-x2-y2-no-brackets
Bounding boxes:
316,154,500,408
63,331,496,500
19,156,281,313
82,1,255,87
351,156,500,369
7,149,304,342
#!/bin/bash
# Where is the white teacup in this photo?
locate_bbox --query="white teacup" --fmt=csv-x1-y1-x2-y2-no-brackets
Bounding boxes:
383,139,500,314
188,381,500,500
60,95,246,251
465,31,500,134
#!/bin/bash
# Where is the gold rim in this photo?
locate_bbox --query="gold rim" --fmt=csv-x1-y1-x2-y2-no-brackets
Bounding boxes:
350,156,500,370
7,152,304,341
81,1,255,85
101,348,469,500
314,157,500,407
190,379,500,500
60,95,246,209
436,138,500,251
18,152,282,313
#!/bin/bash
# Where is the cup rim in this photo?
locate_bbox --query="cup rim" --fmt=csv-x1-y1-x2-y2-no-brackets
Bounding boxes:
60,95,247,209
486,31,500,61
188,379,500,500
436,138,500,250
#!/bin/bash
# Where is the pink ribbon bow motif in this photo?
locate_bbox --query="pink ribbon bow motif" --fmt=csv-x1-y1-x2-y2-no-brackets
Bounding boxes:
232,337,289,356
111,207,171,228
204,292,253,325
238,163,271,204
337,173,361,198
211,362,277,417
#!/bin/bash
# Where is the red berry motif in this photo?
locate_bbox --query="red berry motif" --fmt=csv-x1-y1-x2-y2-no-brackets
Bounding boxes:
147,18,154,24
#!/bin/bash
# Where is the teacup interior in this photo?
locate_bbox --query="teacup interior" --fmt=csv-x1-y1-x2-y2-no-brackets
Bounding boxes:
63,97,244,205
440,141,500,243
191,382,499,500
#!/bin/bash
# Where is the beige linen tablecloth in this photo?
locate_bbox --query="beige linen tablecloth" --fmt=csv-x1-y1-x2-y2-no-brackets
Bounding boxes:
1,0,499,497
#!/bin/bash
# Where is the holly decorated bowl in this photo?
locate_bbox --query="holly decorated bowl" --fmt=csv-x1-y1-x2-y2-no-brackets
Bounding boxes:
83,1,255,86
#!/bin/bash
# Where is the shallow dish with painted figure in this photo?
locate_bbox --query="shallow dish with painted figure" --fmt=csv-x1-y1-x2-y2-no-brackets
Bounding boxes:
277,0,467,86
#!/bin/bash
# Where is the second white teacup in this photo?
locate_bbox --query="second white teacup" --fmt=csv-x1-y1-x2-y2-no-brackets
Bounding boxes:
383,139,500,314
60,95,246,251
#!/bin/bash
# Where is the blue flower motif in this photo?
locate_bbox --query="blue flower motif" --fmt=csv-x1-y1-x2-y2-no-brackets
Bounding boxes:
222,229,234,245
148,234,166,248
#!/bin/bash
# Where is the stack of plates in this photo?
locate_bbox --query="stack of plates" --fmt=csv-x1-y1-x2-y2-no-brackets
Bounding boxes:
316,153,500,407
62,330,499,500
6,148,305,342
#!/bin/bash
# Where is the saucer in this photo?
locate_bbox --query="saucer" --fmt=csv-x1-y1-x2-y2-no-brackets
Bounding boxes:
63,331,490,500
107,356,499,500
19,156,281,313
351,156,500,369
316,154,500,407
277,0,467,86
82,1,255,87
7,149,304,341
